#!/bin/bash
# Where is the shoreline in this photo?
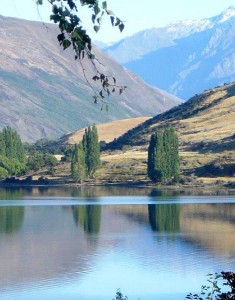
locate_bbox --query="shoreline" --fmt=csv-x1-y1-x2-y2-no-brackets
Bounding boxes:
0,178,234,195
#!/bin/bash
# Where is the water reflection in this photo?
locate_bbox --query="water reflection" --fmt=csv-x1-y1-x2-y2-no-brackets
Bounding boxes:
0,187,23,200
0,199,234,300
0,186,234,200
72,205,101,234
148,204,180,232
0,206,24,234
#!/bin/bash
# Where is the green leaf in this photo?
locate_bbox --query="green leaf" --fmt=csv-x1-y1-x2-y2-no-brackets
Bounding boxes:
94,4,100,15
102,1,107,9
62,39,71,50
92,14,96,24
94,25,100,33
115,18,121,26
119,23,125,32
110,16,115,26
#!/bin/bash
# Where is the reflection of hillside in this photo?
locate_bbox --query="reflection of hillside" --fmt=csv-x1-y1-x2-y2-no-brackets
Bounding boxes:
0,206,96,289
180,204,235,255
113,204,235,255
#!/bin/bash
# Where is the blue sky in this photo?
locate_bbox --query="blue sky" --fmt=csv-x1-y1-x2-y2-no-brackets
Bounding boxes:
0,0,235,42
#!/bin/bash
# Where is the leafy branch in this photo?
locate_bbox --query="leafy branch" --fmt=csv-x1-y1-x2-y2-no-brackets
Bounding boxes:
36,0,126,104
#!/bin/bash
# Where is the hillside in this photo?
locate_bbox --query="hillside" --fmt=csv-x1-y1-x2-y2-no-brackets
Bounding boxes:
104,83,235,183
59,117,150,144
0,16,180,142
105,7,235,100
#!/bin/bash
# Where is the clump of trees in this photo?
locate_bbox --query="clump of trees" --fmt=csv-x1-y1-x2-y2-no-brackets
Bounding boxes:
147,128,180,183
71,125,101,182
26,152,58,172
0,127,26,178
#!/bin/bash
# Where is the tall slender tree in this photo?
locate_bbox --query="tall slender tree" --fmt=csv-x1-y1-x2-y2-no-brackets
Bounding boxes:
71,143,86,183
83,125,100,177
147,128,180,183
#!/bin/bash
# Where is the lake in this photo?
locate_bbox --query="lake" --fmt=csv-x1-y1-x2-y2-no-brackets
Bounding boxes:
0,186,234,300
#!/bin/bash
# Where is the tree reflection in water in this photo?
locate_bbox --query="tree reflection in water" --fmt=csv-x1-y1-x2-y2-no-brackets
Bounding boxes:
0,206,24,234
72,205,101,234
148,204,180,232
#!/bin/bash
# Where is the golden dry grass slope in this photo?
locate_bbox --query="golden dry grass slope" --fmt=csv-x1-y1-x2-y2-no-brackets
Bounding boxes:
59,117,150,144
101,83,235,184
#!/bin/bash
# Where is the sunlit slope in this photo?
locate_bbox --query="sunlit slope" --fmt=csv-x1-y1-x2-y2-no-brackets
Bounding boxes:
59,117,150,144
106,83,235,180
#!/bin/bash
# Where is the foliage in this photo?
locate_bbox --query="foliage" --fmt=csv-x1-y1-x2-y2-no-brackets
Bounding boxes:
185,272,235,300
24,138,65,155
70,125,100,181
0,127,25,163
71,143,86,182
82,125,101,177
36,0,126,104
0,166,9,179
0,127,26,177
147,128,180,183
26,152,58,172
113,289,128,300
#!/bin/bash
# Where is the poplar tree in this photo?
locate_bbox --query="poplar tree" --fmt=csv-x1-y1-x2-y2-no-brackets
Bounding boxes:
71,143,86,183
83,125,100,178
147,128,180,183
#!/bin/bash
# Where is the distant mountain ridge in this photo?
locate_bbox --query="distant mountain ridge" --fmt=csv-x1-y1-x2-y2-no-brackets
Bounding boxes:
104,7,235,100
0,15,180,142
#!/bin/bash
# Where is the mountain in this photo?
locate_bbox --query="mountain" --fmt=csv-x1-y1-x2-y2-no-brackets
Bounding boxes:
59,116,150,144
104,7,235,100
0,16,180,142
106,82,235,180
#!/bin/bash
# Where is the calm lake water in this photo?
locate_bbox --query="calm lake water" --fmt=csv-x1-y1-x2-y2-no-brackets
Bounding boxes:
0,186,234,300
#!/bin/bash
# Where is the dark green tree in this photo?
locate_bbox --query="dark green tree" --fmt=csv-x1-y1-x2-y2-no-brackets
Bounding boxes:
2,127,25,163
0,127,26,177
147,128,180,183
26,152,58,172
71,143,86,183
83,125,101,177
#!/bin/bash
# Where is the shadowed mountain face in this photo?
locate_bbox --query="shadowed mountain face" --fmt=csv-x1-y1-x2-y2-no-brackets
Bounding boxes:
0,16,180,142
105,7,235,100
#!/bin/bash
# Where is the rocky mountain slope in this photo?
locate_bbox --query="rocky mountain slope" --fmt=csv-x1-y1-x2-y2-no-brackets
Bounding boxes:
106,82,235,181
0,16,180,142
105,7,235,100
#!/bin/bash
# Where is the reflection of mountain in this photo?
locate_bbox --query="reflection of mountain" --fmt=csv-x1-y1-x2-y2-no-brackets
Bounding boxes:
180,204,235,255
72,205,101,234
114,203,235,255
0,206,96,289
148,204,180,232
0,206,24,234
